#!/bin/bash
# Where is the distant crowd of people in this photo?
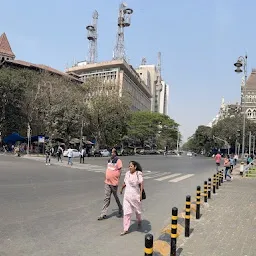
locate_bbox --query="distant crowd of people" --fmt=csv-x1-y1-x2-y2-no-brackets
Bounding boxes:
214,152,254,181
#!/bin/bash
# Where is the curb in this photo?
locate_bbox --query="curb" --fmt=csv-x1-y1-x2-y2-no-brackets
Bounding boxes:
145,166,240,256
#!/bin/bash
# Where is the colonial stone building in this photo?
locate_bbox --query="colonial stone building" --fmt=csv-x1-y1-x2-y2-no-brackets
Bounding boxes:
242,69,256,121
0,32,80,82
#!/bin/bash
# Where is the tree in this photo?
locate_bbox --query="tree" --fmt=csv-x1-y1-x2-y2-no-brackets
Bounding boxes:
127,111,179,149
82,78,131,148
183,125,215,154
212,114,256,152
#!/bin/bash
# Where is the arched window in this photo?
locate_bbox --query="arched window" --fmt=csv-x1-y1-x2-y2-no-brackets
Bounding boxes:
253,109,256,117
247,109,252,117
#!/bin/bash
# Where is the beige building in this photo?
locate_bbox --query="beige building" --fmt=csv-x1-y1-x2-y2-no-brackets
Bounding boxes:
66,59,152,111
136,64,169,115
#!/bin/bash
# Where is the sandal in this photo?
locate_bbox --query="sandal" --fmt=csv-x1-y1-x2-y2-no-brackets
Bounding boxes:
120,231,128,236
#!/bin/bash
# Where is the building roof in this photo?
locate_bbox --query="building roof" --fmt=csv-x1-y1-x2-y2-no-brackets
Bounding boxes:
0,33,15,58
1,59,82,83
246,69,256,89
66,59,151,97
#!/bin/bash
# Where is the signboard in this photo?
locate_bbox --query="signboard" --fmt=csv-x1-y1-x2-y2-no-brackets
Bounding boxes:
38,136,45,143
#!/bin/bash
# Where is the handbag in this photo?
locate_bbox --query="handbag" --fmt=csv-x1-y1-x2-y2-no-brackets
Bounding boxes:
136,171,146,200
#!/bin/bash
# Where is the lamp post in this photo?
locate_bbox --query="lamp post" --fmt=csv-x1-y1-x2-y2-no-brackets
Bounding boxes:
234,54,248,159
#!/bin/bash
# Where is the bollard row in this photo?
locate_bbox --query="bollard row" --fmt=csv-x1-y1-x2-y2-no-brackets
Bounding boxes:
144,169,227,255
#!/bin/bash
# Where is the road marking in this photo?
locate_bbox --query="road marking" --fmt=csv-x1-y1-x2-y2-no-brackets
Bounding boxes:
143,172,169,179
155,173,181,181
168,174,194,183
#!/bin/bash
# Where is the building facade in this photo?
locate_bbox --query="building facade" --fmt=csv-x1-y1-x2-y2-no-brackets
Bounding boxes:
136,64,169,115
0,32,80,82
242,70,256,121
66,60,152,111
0,33,15,62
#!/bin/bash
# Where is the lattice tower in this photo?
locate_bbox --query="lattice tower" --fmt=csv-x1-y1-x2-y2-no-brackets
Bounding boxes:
86,10,98,63
113,3,133,60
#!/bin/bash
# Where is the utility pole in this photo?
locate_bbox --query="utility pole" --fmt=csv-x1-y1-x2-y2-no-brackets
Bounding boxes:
253,136,255,156
176,131,180,155
249,131,252,155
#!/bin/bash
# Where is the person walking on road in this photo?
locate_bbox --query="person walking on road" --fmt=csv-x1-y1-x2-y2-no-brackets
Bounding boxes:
215,151,221,171
120,161,144,236
98,148,123,220
80,148,85,164
45,148,51,166
67,147,73,166
57,146,63,162
224,155,233,181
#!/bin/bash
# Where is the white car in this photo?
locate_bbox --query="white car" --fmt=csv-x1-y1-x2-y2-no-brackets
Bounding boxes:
63,149,81,158
100,149,110,157
187,152,193,157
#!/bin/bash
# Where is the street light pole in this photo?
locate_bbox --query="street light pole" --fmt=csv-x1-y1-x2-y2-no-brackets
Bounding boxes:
234,54,248,159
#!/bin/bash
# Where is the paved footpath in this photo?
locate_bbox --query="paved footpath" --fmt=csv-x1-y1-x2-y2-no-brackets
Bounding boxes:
181,168,256,256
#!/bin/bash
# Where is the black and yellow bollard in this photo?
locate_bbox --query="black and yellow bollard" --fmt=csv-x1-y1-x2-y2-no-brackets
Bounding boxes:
185,195,191,237
204,181,208,203
213,174,216,194
196,186,201,219
171,207,178,256
216,172,219,190
208,178,211,199
218,171,221,187
144,234,153,256
221,169,224,183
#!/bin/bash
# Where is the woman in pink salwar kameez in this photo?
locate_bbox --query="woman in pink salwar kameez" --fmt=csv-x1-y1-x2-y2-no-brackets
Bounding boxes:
120,161,144,236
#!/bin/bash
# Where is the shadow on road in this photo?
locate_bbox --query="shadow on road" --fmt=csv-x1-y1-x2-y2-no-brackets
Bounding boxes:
129,219,151,234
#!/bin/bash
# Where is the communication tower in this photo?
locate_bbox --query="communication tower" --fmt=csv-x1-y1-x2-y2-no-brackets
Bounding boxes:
86,10,98,63
113,3,133,60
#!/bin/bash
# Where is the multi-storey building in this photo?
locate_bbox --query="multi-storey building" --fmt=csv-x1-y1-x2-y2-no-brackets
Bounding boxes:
66,59,152,111
136,64,169,115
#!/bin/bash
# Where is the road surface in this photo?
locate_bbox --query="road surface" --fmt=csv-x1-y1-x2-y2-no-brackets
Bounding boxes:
0,154,216,256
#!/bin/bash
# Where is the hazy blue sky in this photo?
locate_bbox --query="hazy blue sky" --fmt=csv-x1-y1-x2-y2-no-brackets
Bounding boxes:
2,0,256,141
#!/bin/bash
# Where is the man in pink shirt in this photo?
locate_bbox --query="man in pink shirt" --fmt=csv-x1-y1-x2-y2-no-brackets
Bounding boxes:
98,148,123,220
215,152,221,171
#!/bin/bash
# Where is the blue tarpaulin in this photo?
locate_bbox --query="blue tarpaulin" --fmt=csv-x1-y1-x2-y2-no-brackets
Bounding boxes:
3,133,49,144
3,133,26,144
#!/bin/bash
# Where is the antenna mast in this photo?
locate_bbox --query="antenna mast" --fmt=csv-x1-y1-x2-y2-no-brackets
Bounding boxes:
141,57,147,65
86,10,98,63
113,3,133,60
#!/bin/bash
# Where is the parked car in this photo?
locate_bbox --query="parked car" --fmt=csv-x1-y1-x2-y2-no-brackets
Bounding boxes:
63,149,80,158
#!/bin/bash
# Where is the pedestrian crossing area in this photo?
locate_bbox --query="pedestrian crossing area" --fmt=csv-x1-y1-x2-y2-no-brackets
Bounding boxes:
26,157,195,184
71,164,195,183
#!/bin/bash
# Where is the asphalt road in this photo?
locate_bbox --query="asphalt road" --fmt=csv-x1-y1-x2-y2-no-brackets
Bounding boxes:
0,154,217,256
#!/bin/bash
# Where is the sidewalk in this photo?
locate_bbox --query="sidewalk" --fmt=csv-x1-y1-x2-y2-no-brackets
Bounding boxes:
180,168,256,256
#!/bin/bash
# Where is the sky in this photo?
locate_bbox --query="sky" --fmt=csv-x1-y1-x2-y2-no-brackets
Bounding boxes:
2,0,256,141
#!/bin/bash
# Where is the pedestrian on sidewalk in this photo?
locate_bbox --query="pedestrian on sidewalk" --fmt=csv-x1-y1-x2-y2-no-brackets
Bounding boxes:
224,155,233,181
98,148,123,221
215,151,221,171
67,147,73,166
120,161,144,236
80,148,85,164
234,154,238,165
230,155,234,173
45,148,51,166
